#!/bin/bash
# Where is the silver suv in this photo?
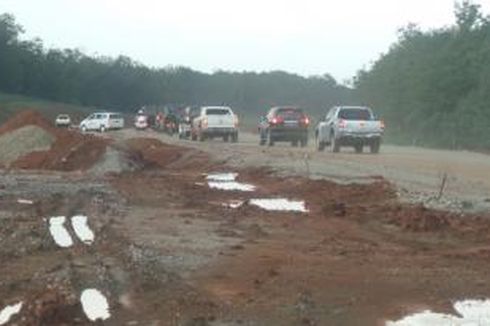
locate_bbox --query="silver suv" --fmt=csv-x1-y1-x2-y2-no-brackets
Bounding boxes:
315,106,384,153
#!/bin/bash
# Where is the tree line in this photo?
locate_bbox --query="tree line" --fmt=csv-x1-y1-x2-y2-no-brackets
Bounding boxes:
355,1,490,149
2,1,489,150
0,13,352,120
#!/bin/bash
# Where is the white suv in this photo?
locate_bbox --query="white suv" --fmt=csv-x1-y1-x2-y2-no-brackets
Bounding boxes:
191,106,239,142
79,112,125,132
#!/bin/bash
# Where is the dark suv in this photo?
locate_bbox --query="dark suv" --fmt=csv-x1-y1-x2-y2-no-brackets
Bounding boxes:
259,107,310,147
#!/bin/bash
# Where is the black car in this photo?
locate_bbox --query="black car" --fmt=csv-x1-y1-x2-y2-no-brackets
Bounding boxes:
259,107,310,147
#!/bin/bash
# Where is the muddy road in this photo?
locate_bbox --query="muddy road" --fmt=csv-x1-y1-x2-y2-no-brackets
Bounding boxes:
2,117,490,326
114,129,490,212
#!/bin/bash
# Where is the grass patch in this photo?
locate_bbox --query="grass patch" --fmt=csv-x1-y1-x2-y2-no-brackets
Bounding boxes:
0,92,92,125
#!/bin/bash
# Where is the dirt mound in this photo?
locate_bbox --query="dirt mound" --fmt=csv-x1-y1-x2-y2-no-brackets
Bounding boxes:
125,137,213,171
0,109,107,171
0,110,56,136
0,125,55,166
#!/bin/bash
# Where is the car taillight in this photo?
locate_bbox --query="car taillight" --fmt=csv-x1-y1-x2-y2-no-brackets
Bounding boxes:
338,119,347,129
234,115,239,128
380,120,385,129
203,117,208,128
271,116,283,125
301,116,310,126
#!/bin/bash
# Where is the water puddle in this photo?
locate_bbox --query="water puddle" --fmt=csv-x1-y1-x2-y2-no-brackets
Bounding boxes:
0,302,23,325
206,173,238,182
48,216,73,248
71,215,95,245
206,172,256,192
208,181,256,192
17,199,33,205
80,289,111,322
386,299,490,325
249,199,308,212
223,200,245,209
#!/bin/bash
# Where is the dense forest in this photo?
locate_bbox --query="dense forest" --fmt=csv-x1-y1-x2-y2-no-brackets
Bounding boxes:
355,1,490,149
0,13,351,119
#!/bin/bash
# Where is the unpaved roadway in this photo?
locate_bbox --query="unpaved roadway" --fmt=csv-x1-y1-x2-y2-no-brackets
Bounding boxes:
3,120,490,326
114,129,490,212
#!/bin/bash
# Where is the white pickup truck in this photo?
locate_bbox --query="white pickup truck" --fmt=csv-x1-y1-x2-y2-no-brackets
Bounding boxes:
315,106,384,153
191,106,239,142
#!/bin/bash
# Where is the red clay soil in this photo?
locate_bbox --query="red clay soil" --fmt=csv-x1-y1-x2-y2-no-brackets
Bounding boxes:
125,137,215,171
0,110,58,136
1,109,108,171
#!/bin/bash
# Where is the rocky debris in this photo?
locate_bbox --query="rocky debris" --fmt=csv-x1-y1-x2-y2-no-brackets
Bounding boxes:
397,187,484,213
88,146,138,176
126,244,174,287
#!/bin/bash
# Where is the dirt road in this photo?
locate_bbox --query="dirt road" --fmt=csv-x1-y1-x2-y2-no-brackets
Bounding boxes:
114,129,490,212
3,118,490,325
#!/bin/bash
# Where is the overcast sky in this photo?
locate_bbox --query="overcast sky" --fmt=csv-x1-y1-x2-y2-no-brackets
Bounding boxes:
1,0,489,81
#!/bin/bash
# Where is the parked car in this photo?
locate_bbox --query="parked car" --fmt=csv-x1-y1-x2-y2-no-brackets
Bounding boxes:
55,114,71,127
259,107,310,147
315,106,384,153
191,106,238,142
79,112,125,132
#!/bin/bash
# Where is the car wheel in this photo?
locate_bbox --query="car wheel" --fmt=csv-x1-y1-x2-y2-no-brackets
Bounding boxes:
370,140,381,154
316,136,325,151
291,140,298,147
223,135,229,142
300,138,307,148
259,130,266,145
331,134,340,153
81,125,87,133
199,131,206,142
268,132,275,147
100,125,106,133
355,144,363,153
231,132,238,143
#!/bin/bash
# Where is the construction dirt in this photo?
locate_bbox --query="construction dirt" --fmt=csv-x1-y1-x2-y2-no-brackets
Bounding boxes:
0,110,107,171
2,122,490,325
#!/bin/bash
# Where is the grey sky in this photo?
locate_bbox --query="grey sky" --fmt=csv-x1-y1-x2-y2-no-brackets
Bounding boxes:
1,0,489,81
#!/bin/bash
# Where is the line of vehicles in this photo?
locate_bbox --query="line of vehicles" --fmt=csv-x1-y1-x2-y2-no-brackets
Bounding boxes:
54,104,385,153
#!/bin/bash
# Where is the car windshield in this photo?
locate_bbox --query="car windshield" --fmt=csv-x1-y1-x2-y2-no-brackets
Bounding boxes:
338,108,372,121
110,114,122,119
206,108,230,115
57,115,69,119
